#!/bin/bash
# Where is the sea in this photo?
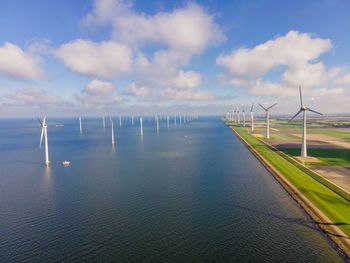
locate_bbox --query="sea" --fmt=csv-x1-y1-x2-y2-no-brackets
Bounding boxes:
0,116,346,262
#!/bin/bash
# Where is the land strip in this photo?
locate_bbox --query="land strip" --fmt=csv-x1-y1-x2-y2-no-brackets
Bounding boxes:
225,121,350,258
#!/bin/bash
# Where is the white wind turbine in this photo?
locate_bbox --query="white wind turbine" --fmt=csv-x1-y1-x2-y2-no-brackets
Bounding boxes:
111,119,115,146
102,116,106,129
140,117,143,136
242,104,246,127
250,103,255,132
38,117,49,166
131,115,134,126
236,105,240,124
119,115,122,127
167,115,169,128
289,86,322,157
79,116,82,134
156,115,159,133
258,102,277,139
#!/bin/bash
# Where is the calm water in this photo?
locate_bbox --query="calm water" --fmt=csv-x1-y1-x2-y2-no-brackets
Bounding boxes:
0,117,346,262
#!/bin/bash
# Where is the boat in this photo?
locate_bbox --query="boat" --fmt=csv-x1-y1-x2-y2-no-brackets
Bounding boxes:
56,124,64,127
61,161,70,166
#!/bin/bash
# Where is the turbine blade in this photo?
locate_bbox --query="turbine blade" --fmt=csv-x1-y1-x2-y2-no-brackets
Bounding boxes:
258,103,267,111
288,109,303,123
250,103,254,112
267,102,277,110
299,86,303,106
43,117,46,127
306,107,322,115
40,127,44,148
37,118,42,127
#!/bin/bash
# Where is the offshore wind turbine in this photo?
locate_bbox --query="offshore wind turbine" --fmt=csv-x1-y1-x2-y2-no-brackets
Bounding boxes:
258,102,277,139
140,117,143,136
79,116,82,134
111,120,115,146
289,86,322,157
167,115,169,128
119,115,122,127
156,115,159,133
38,117,49,166
132,115,134,126
102,116,106,129
174,115,177,127
250,103,255,132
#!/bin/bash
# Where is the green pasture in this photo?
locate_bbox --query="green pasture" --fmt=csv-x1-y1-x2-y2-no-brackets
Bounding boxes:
310,129,350,140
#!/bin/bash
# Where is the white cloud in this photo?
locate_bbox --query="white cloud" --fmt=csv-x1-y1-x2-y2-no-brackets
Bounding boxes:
216,30,332,78
82,0,224,53
53,39,132,78
0,42,45,80
7,88,63,104
333,73,350,86
77,95,122,104
161,88,215,101
124,82,150,96
83,79,115,95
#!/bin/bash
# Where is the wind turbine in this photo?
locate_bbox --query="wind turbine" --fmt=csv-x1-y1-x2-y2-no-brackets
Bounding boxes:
250,103,255,132
131,115,134,126
156,115,159,133
236,105,240,124
174,115,177,127
119,115,122,127
242,104,246,127
111,120,115,146
102,116,106,129
289,86,322,157
140,117,143,136
258,102,277,139
38,117,49,166
79,116,82,134
167,115,169,128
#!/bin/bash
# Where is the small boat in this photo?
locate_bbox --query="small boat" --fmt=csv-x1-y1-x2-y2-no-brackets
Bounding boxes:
61,161,70,166
56,124,64,127
184,135,188,138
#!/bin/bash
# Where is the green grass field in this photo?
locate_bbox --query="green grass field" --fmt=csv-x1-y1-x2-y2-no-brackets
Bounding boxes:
269,133,300,140
278,148,350,166
311,129,350,140
226,123,350,238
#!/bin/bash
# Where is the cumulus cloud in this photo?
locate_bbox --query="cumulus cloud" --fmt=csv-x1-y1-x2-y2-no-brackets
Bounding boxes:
216,30,332,78
53,39,132,78
0,42,45,80
82,0,224,53
83,79,115,95
124,82,151,96
217,30,346,98
333,73,350,86
7,88,63,104
76,95,122,104
161,88,215,101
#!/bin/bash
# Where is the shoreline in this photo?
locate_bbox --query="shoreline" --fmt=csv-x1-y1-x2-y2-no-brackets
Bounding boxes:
226,123,350,259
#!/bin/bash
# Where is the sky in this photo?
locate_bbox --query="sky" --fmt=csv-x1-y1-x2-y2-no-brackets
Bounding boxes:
0,0,350,117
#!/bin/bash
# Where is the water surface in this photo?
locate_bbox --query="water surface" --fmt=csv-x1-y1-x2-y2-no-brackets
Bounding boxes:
0,117,346,262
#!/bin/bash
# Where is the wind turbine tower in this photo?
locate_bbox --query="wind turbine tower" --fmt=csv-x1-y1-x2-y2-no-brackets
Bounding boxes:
79,116,82,134
289,86,322,157
140,117,143,136
258,103,277,139
111,120,115,146
242,105,246,127
156,116,159,133
102,116,106,129
132,115,134,126
174,115,177,127
236,106,240,124
38,117,49,166
250,103,255,132
119,115,122,127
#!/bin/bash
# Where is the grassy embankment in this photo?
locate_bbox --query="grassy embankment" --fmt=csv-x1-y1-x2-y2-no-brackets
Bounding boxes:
226,122,350,238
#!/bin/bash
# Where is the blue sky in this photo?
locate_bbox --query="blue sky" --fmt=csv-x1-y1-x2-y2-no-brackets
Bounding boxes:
0,0,349,116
